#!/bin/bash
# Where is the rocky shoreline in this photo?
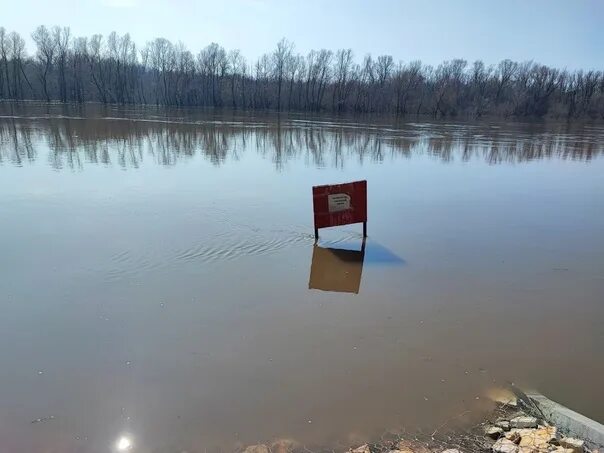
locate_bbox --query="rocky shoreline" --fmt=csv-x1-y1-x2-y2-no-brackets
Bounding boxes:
239,390,600,453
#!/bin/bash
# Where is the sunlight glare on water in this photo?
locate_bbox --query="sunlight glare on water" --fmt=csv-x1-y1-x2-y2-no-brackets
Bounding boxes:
116,435,133,451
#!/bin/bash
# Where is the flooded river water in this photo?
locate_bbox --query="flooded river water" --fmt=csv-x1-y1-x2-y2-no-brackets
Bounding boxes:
1,103,603,453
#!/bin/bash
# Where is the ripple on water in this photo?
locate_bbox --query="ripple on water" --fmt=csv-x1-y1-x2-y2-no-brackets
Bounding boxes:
102,226,340,281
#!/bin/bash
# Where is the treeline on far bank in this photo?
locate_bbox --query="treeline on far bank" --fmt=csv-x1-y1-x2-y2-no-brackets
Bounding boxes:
1,26,603,119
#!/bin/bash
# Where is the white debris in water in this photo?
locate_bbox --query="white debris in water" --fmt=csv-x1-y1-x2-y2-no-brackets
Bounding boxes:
31,415,55,424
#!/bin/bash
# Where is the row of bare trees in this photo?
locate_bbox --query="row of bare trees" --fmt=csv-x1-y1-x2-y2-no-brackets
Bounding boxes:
1,25,603,119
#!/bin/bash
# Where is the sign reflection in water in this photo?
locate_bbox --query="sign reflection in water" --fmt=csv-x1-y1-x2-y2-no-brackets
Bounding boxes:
308,239,366,294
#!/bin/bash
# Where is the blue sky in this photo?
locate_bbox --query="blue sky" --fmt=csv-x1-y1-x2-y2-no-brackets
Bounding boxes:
3,0,603,69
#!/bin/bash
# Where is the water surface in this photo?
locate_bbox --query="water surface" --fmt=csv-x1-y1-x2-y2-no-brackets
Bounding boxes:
1,103,604,453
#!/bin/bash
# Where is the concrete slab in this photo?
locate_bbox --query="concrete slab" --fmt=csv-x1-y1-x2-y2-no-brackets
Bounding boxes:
513,388,604,450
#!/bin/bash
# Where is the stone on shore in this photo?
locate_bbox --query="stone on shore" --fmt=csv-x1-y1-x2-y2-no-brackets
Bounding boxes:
493,437,520,453
510,416,538,429
441,449,461,453
505,430,522,444
271,439,299,453
244,445,270,453
550,448,575,453
397,439,431,453
559,438,585,453
517,426,557,451
486,426,505,439
495,420,511,431
350,444,371,453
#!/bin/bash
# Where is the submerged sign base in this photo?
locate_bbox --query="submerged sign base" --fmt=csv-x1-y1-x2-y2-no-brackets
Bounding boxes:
312,180,367,239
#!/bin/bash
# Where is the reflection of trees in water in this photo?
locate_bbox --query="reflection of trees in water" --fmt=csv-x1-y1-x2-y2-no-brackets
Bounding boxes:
0,118,602,170
0,120,36,166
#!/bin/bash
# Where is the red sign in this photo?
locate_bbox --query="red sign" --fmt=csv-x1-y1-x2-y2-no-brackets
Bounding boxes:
312,180,367,239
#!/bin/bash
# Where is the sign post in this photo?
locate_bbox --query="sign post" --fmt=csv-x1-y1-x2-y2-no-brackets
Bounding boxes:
312,180,367,240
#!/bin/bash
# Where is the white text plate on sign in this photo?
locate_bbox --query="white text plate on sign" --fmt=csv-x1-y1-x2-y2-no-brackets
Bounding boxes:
328,194,351,213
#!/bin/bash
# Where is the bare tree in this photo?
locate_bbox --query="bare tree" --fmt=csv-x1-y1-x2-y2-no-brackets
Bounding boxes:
138,45,149,104
286,53,303,110
8,31,31,99
147,37,175,105
332,49,353,111
354,54,375,111
376,55,394,85
167,41,194,106
52,26,70,102
31,25,56,102
0,27,10,98
470,60,493,116
198,42,226,106
254,53,272,109
393,60,423,116
71,36,87,102
495,59,518,106
87,34,109,103
302,49,333,111
228,49,245,109
272,38,293,111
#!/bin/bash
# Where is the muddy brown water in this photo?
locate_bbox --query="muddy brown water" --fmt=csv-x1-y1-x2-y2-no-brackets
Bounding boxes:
1,103,603,453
